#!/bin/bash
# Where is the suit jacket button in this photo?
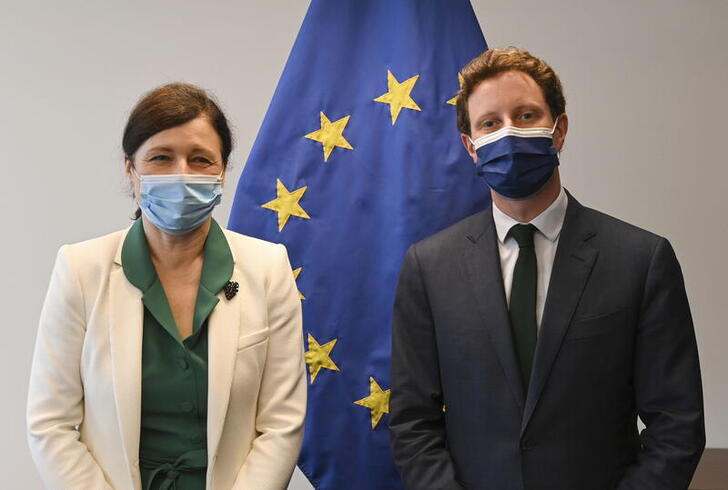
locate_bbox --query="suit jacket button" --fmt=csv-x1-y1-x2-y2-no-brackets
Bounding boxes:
520,439,535,450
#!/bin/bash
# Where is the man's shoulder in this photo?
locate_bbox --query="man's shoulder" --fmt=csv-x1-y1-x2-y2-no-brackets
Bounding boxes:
567,195,679,276
410,209,489,260
576,201,665,250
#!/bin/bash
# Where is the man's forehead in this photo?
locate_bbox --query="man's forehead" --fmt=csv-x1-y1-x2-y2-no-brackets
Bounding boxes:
468,70,546,113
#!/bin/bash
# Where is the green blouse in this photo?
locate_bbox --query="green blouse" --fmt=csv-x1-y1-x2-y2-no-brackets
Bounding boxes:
121,219,233,490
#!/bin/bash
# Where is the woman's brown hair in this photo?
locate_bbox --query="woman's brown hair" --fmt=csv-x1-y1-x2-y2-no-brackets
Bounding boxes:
123,83,233,219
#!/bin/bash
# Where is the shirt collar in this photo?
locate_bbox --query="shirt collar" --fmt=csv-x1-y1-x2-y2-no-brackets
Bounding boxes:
492,186,568,244
121,218,156,291
121,218,233,295
121,218,234,341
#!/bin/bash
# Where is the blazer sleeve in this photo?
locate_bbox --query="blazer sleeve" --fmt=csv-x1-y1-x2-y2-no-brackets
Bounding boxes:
389,245,465,490
617,238,705,490
232,244,306,490
26,246,113,489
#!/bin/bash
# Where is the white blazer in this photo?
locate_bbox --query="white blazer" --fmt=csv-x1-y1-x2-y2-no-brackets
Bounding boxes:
27,226,307,489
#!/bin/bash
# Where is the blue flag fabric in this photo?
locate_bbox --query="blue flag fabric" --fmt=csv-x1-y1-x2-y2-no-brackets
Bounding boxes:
228,1,489,488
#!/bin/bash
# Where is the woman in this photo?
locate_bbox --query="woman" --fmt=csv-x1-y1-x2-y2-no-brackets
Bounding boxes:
27,83,306,489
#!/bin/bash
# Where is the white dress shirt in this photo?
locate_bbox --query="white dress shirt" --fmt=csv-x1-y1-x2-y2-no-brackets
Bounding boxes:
492,187,568,328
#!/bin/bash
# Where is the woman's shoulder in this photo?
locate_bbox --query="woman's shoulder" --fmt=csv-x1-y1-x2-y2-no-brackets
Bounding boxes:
63,227,129,255
221,228,289,263
58,227,131,273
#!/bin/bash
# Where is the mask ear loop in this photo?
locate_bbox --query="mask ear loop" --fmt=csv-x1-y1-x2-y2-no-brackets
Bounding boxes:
126,162,144,212
126,159,143,181
551,115,564,154
550,115,561,135
468,134,487,151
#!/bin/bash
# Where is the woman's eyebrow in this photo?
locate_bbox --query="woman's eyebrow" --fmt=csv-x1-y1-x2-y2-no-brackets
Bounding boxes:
144,146,174,154
190,145,217,154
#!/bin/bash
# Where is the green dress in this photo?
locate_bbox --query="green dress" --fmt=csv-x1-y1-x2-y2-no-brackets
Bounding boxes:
121,219,233,490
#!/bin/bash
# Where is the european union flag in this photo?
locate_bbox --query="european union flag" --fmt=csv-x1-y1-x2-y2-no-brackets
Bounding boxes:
228,1,489,488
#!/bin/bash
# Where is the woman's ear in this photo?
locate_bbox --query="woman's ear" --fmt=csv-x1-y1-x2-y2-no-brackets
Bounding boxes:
125,158,140,201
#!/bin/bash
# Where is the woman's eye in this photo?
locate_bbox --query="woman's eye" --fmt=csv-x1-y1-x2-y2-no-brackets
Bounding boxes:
193,156,214,164
483,121,496,128
149,155,170,161
520,113,534,120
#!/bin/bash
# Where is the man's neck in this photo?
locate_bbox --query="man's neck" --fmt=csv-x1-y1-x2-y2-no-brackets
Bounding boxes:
491,170,562,223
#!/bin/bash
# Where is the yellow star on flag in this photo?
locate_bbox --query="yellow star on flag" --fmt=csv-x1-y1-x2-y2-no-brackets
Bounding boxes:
354,377,391,429
261,179,311,232
446,73,465,105
305,333,339,383
293,267,306,300
373,70,421,125
304,112,354,162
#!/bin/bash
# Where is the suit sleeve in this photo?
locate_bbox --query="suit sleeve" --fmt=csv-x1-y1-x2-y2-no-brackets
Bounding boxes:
26,246,113,489
389,245,465,490
232,244,306,490
617,238,705,490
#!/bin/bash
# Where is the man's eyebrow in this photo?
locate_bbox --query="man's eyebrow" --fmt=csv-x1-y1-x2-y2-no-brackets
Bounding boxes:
472,104,543,123
473,111,499,124
512,103,542,112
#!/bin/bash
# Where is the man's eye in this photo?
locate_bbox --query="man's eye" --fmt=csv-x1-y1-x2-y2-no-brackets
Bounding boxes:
193,156,214,164
483,121,496,128
520,113,534,120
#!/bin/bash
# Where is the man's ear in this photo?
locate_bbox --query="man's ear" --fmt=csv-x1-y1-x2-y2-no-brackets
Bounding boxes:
553,113,569,152
461,133,478,164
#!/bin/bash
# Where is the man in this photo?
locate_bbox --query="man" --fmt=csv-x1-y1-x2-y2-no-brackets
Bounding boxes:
389,48,704,490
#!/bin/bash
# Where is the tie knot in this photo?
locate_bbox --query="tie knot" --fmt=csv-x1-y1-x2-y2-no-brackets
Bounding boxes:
508,224,536,248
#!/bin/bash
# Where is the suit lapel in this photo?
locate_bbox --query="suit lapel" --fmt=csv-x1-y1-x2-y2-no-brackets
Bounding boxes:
461,210,526,411
109,234,143,485
206,256,241,470
521,196,598,433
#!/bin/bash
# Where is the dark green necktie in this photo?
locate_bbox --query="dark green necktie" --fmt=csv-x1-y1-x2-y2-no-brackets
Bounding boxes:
508,224,538,389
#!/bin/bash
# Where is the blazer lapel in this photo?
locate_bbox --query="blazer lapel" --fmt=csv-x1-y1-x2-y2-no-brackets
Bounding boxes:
461,210,526,411
109,234,143,486
521,195,598,433
206,264,241,470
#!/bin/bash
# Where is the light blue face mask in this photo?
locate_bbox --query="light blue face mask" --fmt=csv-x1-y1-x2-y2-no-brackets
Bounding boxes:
133,169,223,235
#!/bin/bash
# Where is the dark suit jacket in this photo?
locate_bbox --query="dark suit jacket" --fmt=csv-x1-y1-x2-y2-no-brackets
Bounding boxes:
389,193,705,490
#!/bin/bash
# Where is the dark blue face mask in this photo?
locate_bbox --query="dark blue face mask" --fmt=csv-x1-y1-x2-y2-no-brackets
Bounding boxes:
470,122,560,199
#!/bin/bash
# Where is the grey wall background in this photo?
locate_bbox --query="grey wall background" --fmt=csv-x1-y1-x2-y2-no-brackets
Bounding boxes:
0,1,725,488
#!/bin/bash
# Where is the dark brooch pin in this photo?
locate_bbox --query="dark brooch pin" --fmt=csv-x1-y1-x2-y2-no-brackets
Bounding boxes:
224,281,239,300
